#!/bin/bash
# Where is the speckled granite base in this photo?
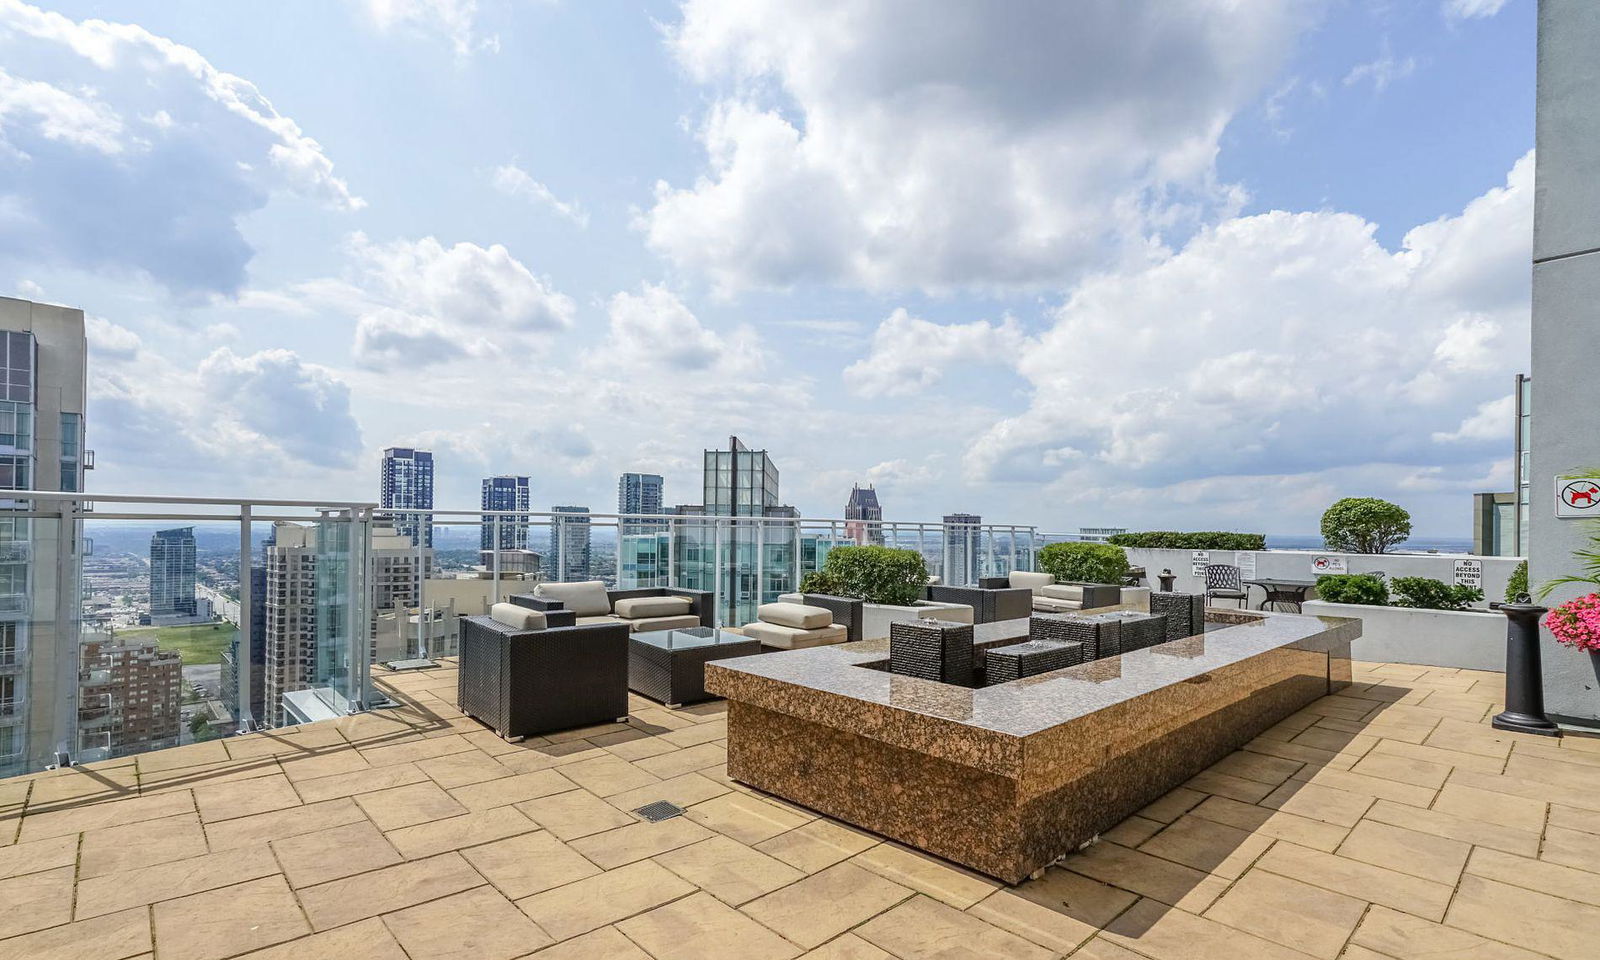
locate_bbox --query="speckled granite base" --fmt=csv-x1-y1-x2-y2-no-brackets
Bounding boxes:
709,610,1358,884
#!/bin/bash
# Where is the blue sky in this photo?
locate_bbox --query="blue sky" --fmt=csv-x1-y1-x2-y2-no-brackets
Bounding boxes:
1,0,1534,535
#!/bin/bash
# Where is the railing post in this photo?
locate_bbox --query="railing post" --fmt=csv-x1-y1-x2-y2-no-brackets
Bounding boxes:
237,502,254,731
712,519,724,628
491,515,501,606
756,519,766,608
557,516,567,583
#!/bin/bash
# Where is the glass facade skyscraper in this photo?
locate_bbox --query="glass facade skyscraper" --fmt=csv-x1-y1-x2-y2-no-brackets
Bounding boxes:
544,506,592,582
0,297,88,777
148,527,197,618
942,513,982,586
380,447,434,548
618,473,665,535
480,475,531,551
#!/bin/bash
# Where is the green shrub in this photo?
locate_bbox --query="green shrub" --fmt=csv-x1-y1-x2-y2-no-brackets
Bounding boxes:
1391,577,1484,611
1315,573,1388,606
1037,542,1130,585
1107,531,1267,551
798,569,844,596
1320,497,1412,554
1505,560,1528,603
805,545,928,605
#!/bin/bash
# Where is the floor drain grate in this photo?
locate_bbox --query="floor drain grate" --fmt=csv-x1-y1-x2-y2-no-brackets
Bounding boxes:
635,800,685,823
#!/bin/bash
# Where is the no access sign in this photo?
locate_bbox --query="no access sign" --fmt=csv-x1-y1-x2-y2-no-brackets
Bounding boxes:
1556,476,1600,519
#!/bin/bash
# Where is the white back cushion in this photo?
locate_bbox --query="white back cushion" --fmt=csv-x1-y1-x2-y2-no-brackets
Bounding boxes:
533,580,612,616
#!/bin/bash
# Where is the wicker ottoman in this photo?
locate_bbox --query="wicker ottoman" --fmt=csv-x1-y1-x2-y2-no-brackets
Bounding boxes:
1029,613,1122,662
984,640,1085,685
1150,592,1206,642
889,619,974,684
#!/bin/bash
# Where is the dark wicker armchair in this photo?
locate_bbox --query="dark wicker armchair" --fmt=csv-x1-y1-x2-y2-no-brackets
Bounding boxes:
458,616,629,740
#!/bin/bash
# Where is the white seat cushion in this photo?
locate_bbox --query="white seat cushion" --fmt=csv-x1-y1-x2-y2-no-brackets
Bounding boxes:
576,615,619,626
627,614,703,633
1010,571,1056,594
1032,596,1083,613
1039,583,1085,601
613,595,692,619
758,602,832,629
534,580,612,617
490,603,546,631
741,621,847,649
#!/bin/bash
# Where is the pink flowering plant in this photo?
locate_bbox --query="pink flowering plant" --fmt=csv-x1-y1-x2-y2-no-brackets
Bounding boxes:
1545,593,1600,652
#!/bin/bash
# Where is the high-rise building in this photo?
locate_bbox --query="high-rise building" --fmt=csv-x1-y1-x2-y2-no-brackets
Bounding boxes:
844,483,884,546
480,476,530,552
544,506,592,582
380,447,434,548
0,296,88,777
942,513,982,586
262,521,318,728
148,527,197,619
369,525,432,664
618,473,665,535
76,630,181,759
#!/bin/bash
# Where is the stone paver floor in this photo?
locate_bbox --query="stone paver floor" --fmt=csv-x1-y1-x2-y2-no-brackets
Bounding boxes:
2,659,1598,959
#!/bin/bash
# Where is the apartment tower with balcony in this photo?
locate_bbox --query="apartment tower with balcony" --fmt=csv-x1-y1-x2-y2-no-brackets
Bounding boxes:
0,296,87,776
380,447,434,548
480,475,531,553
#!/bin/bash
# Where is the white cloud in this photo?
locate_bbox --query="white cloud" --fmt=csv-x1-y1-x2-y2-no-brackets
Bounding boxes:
1443,0,1508,20
198,348,364,469
0,0,361,295
591,283,763,376
967,152,1534,508
359,0,497,56
344,232,576,369
491,163,587,227
1343,40,1417,93
844,308,1026,398
87,322,364,480
644,0,1315,293
1433,394,1514,444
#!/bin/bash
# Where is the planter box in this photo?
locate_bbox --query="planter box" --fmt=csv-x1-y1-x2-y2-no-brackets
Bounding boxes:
1302,600,1504,672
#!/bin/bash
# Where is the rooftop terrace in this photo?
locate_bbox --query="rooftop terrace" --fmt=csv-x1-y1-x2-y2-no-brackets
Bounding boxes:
0,657,1594,960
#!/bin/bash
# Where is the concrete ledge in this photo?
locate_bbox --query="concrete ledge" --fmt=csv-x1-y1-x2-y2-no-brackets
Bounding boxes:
1304,599,1505,672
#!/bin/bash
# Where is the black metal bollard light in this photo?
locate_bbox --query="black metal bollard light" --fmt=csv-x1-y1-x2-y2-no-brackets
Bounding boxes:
1491,596,1562,737
1157,568,1176,592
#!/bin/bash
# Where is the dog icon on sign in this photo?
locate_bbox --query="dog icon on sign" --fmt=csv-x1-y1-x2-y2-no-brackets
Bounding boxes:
1561,481,1600,509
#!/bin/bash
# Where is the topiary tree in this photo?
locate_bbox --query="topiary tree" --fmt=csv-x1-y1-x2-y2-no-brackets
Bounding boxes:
1320,497,1411,554
1037,542,1130,585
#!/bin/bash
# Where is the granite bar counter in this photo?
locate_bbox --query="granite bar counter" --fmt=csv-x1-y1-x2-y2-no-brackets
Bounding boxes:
705,610,1357,883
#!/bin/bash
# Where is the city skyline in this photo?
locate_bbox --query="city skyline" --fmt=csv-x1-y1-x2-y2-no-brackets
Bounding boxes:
0,2,1533,536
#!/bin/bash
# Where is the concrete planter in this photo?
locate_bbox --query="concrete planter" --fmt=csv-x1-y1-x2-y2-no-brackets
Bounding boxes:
860,600,974,641
1302,599,1504,672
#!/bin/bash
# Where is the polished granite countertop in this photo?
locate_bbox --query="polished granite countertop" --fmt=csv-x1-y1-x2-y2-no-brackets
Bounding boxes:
707,611,1359,740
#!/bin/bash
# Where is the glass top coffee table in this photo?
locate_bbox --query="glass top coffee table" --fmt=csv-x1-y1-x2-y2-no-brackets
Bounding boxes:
629,627,761,707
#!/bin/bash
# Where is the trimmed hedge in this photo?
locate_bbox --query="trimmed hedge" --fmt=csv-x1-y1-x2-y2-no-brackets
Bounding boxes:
799,545,927,605
1391,576,1484,611
1037,541,1130,585
1315,573,1388,606
1106,531,1266,551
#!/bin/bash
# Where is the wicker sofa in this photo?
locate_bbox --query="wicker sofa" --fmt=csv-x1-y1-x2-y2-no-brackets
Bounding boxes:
512,581,713,633
931,580,1034,623
1008,571,1122,613
458,607,629,740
